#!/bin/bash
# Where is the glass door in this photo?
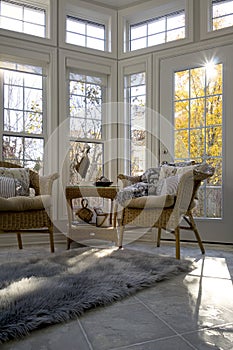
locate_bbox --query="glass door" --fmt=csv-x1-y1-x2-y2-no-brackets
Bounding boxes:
160,45,233,243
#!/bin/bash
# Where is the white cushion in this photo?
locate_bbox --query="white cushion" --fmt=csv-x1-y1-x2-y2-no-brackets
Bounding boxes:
125,194,175,209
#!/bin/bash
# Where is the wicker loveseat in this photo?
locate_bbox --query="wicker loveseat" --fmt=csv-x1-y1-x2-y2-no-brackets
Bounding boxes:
117,163,215,259
0,161,59,252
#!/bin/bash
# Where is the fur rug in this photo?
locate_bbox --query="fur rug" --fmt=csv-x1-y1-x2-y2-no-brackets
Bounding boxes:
0,247,192,343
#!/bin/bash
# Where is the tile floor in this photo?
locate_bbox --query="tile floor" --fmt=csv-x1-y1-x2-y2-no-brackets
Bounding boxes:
1,239,233,350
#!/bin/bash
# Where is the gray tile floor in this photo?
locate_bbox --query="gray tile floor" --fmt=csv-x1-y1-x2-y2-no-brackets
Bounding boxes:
1,240,233,350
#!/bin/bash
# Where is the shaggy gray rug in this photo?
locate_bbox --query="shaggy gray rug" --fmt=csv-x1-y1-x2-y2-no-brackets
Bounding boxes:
0,247,192,343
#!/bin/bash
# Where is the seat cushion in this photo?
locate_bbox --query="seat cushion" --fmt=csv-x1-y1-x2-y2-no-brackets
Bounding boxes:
0,195,52,212
125,194,175,209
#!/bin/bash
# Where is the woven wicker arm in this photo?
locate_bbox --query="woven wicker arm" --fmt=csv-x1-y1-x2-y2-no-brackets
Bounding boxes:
39,173,59,195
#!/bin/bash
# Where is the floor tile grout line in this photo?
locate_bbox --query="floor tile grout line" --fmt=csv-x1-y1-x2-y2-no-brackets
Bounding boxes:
134,296,199,350
108,334,188,350
78,318,94,350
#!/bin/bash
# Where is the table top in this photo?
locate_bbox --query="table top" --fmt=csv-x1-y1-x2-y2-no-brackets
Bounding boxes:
65,185,118,200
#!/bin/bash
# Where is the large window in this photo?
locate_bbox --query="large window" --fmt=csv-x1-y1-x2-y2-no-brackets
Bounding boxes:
66,16,105,51
0,0,46,38
130,10,185,51
212,0,233,31
124,72,146,176
0,62,45,172
174,62,223,218
69,71,106,183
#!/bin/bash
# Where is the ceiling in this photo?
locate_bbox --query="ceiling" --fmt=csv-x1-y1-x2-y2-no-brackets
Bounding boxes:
85,0,151,10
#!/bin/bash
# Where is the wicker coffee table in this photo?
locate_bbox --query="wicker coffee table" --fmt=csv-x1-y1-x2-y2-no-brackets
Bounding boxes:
65,185,118,249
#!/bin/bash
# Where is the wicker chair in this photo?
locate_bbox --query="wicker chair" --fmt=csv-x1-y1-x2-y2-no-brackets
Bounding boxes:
0,161,59,252
117,164,215,259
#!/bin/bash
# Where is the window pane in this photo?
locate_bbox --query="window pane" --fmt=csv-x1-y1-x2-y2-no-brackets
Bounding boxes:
24,8,45,25
148,33,165,46
174,101,189,129
174,130,189,159
167,27,185,42
66,32,86,46
131,37,147,51
24,23,45,37
25,112,43,134
86,37,105,51
148,18,165,34
4,110,23,132
190,67,205,98
67,19,85,34
190,98,205,128
70,141,103,183
131,24,147,40
4,85,23,110
0,17,22,31
167,13,185,30
1,1,22,20
87,23,104,40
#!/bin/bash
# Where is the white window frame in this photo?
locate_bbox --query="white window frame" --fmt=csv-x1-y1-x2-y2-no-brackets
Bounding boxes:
200,0,233,40
0,0,57,46
59,0,117,59
118,0,193,59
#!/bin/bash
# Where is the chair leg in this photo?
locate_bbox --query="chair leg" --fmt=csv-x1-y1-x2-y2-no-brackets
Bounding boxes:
151,227,157,243
188,212,205,254
16,233,23,250
118,224,125,249
157,227,162,247
66,237,73,250
48,225,55,253
174,227,180,259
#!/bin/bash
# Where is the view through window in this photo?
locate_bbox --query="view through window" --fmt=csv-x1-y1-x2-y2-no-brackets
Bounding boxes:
69,71,106,184
124,72,146,176
174,62,223,218
130,10,185,51
0,0,46,37
66,16,105,51
212,0,233,30
1,62,45,172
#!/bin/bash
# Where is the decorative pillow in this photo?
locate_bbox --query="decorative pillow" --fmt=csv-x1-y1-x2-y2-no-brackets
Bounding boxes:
0,176,25,198
116,182,148,206
0,167,30,196
156,175,180,196
159,164,196,180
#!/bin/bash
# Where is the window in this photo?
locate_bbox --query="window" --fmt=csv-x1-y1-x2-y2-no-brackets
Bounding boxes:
174,62,223,218
0,0,46,38
124,72,146,176
69,71,106,183
0,62,45,172
66,16,105,51
212,0,233,30
130,10,185,51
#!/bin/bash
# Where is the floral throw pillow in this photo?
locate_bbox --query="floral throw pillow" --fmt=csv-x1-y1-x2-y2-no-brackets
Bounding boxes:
0,167,30,196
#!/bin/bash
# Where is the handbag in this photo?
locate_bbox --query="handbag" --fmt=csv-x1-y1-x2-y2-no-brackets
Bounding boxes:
76,198,93,223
